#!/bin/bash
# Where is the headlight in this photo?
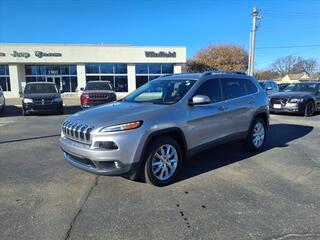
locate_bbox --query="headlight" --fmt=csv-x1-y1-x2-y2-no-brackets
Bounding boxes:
100,121,143,133
53,97,62,102
289,98,302,103
23,98,33,103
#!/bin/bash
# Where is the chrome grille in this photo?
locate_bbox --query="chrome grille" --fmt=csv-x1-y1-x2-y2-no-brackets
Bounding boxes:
89,93,110,100
33,99,53,105
62,121,94,144
271,98,289,105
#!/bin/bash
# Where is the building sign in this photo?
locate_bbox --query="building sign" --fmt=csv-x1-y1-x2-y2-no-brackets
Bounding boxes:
10,50,62,58
145,51,176,58
35,51,62,58
0,52,6,57
10,51,30,58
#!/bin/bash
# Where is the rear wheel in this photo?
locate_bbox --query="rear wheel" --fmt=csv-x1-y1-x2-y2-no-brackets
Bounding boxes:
144,136,182,186
246,117,267,151
304,101,315,117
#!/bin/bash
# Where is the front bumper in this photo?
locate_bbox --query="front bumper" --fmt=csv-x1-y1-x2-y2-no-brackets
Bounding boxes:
81,99,116,109
269,102,303,113
23,102,63,113
59,129,145,176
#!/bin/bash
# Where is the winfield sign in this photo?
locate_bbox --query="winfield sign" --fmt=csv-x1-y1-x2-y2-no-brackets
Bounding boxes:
10,50,62,58
145,51,176,58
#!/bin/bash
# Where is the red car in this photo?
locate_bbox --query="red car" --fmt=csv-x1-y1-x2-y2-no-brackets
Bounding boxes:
80,81,117,109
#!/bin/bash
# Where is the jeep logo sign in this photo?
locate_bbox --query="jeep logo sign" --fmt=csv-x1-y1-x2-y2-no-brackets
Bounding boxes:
145,51,176,58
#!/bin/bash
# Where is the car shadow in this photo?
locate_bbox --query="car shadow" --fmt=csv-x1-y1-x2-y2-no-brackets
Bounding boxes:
175,123,313,183
0,105,81,117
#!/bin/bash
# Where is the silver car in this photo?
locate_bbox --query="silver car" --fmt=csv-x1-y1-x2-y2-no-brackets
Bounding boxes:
0,86,5,114
60,71,269,186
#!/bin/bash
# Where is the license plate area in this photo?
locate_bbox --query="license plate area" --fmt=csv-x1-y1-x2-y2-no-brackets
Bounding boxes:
273,104,282,109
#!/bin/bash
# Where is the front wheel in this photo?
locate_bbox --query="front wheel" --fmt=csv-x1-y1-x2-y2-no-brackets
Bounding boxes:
246,118,267,152
304,101,315,117
144,136,182,187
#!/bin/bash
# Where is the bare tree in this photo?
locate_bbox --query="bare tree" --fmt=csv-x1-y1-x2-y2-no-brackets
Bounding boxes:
185,44,248,72
254,70,280,80
270,56,298,76
292,57,318,76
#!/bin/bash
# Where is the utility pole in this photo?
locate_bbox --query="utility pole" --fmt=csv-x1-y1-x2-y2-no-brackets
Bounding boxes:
248,7,263,76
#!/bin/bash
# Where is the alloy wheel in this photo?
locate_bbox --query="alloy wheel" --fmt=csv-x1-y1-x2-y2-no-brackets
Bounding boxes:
252,122,265,148
151,144,178,181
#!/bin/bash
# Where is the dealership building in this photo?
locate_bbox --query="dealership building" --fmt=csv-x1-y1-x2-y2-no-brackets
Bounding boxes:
0,44,186,98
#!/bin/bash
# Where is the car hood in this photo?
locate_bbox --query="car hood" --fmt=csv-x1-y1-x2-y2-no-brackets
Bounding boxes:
67,101,170,129
24,93,60,99
270,91,313,98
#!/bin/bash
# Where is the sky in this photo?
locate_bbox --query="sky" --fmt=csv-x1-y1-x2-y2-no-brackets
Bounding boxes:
0,0,320,70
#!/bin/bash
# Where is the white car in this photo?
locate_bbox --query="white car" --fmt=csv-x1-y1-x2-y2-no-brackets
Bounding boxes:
0,86,5,113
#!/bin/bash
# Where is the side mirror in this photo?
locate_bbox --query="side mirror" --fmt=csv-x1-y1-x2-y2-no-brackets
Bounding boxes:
189,95,211,105
266,87,272,91
80,87,84,91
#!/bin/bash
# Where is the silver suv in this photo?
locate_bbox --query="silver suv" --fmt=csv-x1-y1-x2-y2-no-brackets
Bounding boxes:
60,71,269,186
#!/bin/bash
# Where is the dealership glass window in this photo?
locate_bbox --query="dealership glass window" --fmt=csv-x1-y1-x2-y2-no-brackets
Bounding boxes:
135,63,174,88
85,63,128,92
0,65,10,91
24,65,78,92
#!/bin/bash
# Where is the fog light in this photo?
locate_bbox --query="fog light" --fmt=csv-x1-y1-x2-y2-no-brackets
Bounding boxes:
114,161,120,169
97,141,118,150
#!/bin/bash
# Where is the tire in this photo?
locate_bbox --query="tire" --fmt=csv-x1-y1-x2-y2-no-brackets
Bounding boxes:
304,101,315,117
246,117,267,152
144,136,183,187
57,107,64,115
22,108,29,116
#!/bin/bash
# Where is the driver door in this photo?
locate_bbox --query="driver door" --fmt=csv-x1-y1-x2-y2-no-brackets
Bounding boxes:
187,79,229,149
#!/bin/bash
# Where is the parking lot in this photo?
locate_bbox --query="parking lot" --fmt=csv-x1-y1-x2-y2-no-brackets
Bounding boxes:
1,98,320,240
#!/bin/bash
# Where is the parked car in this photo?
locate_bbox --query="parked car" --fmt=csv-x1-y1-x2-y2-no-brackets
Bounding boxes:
80,81,116,109
60,71,269,186
269,82,320,116
258,80,279,96
22,82,64,116
0,86,5,113
278,83,289,91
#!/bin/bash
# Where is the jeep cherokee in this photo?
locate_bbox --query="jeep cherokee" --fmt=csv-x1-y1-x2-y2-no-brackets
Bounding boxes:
60,71,269,186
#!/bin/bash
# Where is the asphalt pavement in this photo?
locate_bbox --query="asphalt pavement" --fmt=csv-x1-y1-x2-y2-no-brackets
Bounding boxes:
1,99,320,240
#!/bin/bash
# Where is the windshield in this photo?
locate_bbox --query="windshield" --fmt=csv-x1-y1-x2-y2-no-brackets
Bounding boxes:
85,81,113,91
124,79,196,104
24,84,58,94
284,83,318,93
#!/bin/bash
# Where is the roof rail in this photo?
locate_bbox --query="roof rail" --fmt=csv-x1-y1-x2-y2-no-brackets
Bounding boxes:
201,70,247,76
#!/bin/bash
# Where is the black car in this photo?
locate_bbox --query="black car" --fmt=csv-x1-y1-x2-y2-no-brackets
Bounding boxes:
22,82,64,116
269,82,320,116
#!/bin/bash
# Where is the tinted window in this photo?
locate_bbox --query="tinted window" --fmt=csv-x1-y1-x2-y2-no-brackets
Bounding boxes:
85,64,99,74
136,76,148,88
24,84,58,94
222,78,246,100
162,64,174,74
245,79,258,94
136,64,148,74
85,81,113,91
149,64,161,74
193,79,222,103
100,64,113,74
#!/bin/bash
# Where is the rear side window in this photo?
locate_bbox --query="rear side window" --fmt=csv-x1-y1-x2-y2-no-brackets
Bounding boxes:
245,79,258,94
221,78,246,100
193,79,222,103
